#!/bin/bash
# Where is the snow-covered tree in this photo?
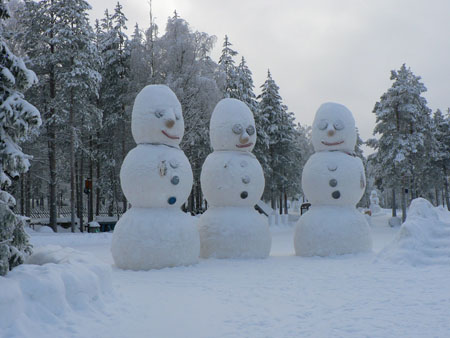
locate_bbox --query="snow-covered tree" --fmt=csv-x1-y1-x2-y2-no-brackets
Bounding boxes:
218,35,239,98
256,70,297,211
158,12,221,213
236,56,258,112
0,0,41,275
432,109,450,209
97,3,131,216
368,64,431,221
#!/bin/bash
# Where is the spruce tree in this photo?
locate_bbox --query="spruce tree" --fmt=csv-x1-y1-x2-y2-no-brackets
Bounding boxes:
218,35,239,98
0,0,41,275
369,64,431,221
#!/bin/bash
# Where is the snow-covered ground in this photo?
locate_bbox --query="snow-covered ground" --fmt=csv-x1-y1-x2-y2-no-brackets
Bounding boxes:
2,205,450,338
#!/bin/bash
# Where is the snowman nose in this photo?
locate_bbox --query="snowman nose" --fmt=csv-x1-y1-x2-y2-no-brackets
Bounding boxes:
240,133,250,144
327,129,335,137
165,119,175,128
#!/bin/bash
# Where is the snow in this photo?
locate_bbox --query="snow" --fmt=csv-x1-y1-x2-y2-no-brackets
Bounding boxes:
294,205,372,256
209,98,256,152
120,144,193,208
1,206,450,337
378,198,450,266
131,85,184,146
198,207,271,258
311,102,356,153
201,151,264,207
111,208,199,270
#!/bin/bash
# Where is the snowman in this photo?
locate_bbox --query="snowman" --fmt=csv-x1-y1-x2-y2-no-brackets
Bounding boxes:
111,85,200,270
294,102,372,256
198,98,271,258
369,190,382,215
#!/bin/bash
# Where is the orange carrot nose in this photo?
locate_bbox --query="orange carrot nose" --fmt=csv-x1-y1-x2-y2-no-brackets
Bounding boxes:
327,129,335,137
240,135,249,144
166,119,175,128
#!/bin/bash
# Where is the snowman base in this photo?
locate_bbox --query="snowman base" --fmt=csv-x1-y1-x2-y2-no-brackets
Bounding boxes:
370,204,383,216
294,205,372,257
111,208,200,270
198,207,271,259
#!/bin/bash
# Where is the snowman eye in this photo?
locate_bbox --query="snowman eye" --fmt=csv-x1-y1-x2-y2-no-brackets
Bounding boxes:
334,120,344,130
318,120,328,130
155,110,164,118
246,125,255,136
232,124,243,134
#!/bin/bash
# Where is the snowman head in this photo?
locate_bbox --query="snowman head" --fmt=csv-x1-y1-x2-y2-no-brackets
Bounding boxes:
210,98,257,152
311,102,356,153
131,85,184,147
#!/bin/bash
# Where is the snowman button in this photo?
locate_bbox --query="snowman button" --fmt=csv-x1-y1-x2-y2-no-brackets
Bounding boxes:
240,191,248,199
169,160,179,169
329,179,337,187
171,176,180,185
242,175,250,184
240,160,248,168
327,164,337,171
168,196,177,205
332,191,340,199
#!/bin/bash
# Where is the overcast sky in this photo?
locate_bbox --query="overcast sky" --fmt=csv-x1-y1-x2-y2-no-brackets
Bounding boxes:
89,0,450,154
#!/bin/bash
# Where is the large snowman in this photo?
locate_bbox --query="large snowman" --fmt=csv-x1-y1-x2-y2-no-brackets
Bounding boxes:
111,85,200,270
294,102,372,256
198,98,271,258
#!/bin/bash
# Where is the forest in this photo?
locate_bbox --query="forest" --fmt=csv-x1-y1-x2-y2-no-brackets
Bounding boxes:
1,0,449,235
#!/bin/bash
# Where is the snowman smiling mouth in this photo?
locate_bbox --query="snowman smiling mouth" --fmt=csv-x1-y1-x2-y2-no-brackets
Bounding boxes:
236,142,253,148
322,140,344,146
161,130,180,140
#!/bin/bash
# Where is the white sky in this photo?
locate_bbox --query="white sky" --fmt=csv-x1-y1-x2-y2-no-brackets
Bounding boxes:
89,0,450,154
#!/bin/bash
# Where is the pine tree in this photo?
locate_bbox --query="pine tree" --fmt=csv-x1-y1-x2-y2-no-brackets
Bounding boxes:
0,0,41,275
432,109,450,209
369,64,431,221
218,35,239,98
256,70,297,211
97,3,131,216
236,57,258,112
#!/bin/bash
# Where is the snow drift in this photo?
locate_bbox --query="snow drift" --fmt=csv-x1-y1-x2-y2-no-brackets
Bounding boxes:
378,198,450,265
0,245,112,337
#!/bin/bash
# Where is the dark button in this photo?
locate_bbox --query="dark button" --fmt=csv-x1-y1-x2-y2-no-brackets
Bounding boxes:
171,176,180,185
168,197,177,205
329,179,337,187
240,191,248,199
332,191,340,199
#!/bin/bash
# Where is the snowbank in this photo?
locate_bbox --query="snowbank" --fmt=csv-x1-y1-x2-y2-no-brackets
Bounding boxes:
0,245,112,337
378,198,450,265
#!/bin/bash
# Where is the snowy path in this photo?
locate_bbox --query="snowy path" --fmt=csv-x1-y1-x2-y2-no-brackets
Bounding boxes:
22,211,450,338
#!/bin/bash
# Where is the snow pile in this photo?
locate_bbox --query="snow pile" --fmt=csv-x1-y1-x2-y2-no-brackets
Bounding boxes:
0,245,112,337
112,208,200,270
378,198,450,265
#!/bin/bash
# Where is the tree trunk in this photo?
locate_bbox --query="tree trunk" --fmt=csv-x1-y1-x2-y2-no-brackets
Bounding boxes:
283,190,288,214
20,175,25,215
401,181,407,223
443,164,450,211
435,187,439,207
279,192,283,215
392,187,397,217
88,136,94,222
48,123,57,232
25,172,31,217
69,89,76,233
79,149,84,232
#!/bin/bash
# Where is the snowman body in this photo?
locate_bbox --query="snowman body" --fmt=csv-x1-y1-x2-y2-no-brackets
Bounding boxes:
111,85,200,270
198,99,271,258
369,190,382,215
294,103,372,256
